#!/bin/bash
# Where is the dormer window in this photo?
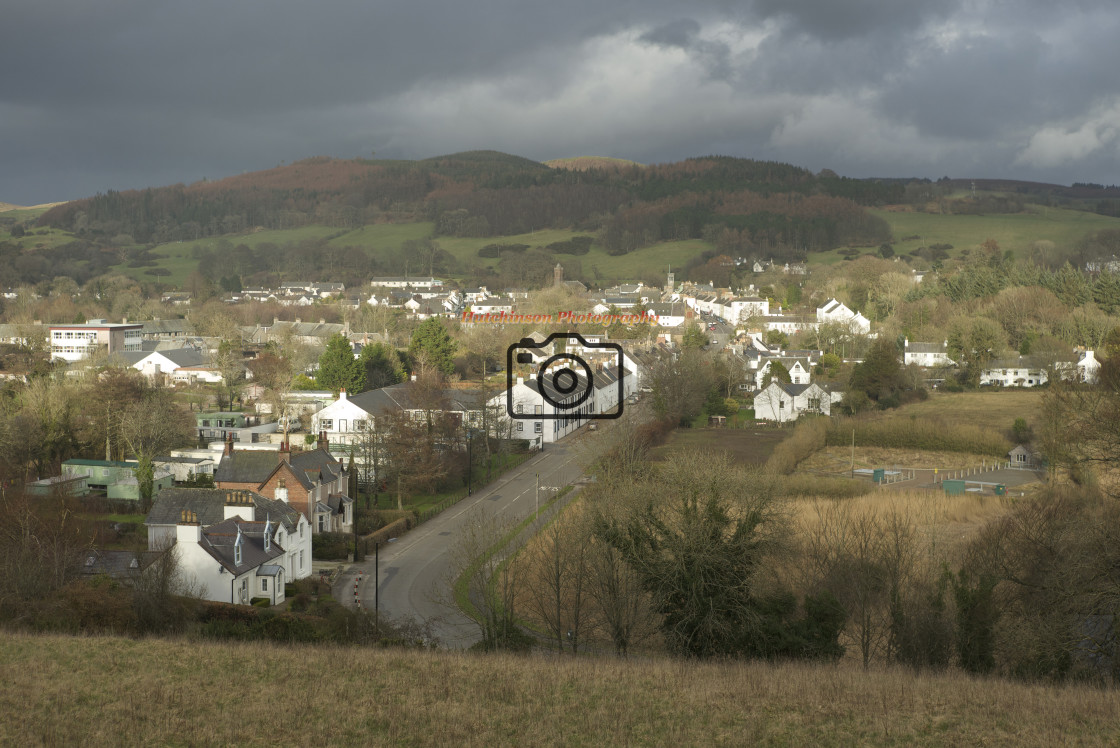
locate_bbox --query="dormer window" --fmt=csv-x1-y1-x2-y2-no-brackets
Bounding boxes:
264,516,272,552
234,528,243,565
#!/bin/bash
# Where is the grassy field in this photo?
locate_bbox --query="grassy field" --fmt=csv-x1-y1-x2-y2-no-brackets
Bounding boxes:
2,631,1117,746
649,426,788,466
11,196,1120,288
893,389,1044,431
873,206,1120,258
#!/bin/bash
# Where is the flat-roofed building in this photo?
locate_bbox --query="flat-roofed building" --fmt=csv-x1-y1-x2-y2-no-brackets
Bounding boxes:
50,319,143,362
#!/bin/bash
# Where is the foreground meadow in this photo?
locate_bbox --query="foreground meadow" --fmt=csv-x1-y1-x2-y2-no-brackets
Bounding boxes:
1,632,1117,747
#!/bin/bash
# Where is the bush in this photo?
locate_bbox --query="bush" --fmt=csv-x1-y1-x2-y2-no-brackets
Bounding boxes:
546,236,594,255
765,417,828,475
312,532,352,561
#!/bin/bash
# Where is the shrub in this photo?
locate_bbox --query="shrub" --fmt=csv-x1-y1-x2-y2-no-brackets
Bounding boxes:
765,417,828,475
312,532,352,561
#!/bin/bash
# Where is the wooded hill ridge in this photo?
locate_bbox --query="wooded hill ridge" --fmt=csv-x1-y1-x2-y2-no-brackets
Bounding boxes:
35,152,901,255
4,150,1120,292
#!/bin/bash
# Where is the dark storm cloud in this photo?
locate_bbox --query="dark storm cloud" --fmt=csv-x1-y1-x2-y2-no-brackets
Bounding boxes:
752,0,960,41
3,0,1120,204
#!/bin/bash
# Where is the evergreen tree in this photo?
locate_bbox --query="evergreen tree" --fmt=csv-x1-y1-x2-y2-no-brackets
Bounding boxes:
356,342,405,392
317,333,362,393
408,318,456,376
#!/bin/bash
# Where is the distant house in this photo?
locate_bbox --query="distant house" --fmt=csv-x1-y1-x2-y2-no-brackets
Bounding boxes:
981,357,1049,387
817,299,871,334
903,339,955,368
752,356,812,390
753,382,831,423
118,348,221,384
1071,350,1101,384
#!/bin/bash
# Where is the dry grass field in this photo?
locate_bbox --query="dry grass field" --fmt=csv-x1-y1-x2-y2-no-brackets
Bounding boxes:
893,390,1045,431
2,632,1117,747
649,427,788,466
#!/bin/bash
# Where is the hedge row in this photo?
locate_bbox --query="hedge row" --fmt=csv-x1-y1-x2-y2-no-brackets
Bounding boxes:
824,417,1011,457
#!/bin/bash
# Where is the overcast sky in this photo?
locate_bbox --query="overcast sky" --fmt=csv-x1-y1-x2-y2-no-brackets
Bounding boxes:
4,0,1120,205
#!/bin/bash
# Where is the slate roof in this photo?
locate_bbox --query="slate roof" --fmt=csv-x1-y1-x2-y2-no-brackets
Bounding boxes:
906,341,948,354
345,383,492,418
200,518,285,575
146,487,303,533
215,451,284,485
326,494,353,513
146,488,231,527
80,549,164,578
141,319,195,336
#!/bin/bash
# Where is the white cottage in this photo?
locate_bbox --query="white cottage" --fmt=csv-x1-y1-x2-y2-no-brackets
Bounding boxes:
753,382,831,423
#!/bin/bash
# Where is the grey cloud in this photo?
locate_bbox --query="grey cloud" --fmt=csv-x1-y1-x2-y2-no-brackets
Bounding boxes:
640,19,702,48
753,0,960,41
3,0,1120,203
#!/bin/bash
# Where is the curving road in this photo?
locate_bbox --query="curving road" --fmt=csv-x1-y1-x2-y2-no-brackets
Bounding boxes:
335,436,592,649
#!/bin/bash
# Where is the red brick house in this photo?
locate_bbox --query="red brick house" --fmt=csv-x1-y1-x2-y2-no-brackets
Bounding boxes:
214,433,352,534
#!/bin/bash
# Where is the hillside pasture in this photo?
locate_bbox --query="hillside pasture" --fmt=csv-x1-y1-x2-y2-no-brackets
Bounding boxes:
871,205,1120,259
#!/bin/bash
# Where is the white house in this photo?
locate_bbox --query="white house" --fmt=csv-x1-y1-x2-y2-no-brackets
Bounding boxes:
311,385,493,447
980,357,1049,387
903,339,955,368
763,314,818,336
752,357,812,391
1073,350,1101,384
645,302,691,327
145,487,313,605
817,299,871,334
753,382,831,423
505,365,631,445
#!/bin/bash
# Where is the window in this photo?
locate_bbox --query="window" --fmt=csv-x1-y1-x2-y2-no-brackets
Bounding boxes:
534,423,542,433
515,403,523,414
318,514,326,532
234,538,242,565
261,578,268,592
516,422,524,432
779,400,785,409
320,419,333,430
299,523,304,538
299,551,304,569
534,405,542,415
338,419,346,431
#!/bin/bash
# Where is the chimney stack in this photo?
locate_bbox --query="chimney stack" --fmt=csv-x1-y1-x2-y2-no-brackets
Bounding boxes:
317,430,328,452
224,432,234,457
279,440,290,465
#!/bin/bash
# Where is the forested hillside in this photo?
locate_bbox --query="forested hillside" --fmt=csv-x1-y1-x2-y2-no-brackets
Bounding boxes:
35,152,897,258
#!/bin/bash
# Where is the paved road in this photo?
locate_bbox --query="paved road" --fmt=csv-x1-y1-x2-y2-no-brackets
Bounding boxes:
335,437,592,649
